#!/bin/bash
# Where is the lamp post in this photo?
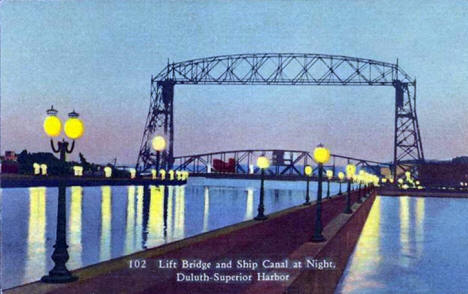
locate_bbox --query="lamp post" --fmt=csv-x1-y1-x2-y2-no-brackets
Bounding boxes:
398,178,404,188
357,170,365,203
41,106,84,283
344,163,356,214
254,156,270,220
44,107,84,164
311,144,330,242
303,165,313,205
326,170,333,199
338,172,344,195
152,135,166,174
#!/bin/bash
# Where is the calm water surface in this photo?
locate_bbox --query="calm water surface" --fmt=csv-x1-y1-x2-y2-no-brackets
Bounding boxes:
2,178,341,289
336,196,468,294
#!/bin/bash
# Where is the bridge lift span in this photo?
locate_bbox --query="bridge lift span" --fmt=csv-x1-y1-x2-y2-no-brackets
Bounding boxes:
136,53,424,178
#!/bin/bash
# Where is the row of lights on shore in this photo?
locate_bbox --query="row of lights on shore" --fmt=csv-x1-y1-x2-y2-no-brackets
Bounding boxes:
33,162,189,181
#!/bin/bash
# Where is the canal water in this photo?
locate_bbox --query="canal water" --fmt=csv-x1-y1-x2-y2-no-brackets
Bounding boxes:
336,196,468,294
1,178,341,289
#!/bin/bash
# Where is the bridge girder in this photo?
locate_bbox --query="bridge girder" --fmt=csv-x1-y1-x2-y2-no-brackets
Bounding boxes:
136,53,424,178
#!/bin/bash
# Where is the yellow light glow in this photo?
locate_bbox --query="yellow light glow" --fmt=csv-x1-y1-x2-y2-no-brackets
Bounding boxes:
326,169,333,179
152,135,166,152
382,178,387,183
398,178,404,184
64,118,85,140
100,186,112,260
33,163,41,175
390,178,394,183
40,164,47,175
313,145,330,164
346,164,356,179
159,169,166,180
257,156,270,169
104,167,112,178
338,171,344,180
304,165,313,176
405,171,411,178
43,116,62,137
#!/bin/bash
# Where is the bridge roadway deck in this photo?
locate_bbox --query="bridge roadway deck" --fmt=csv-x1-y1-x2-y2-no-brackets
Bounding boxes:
5,188,375,294
184,172,328,181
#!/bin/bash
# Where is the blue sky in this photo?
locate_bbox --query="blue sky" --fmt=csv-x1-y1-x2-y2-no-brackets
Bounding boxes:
2,0,468,165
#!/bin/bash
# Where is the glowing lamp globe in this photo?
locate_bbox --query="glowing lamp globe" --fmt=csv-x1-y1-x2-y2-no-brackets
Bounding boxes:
338,171,344,180
152,135,166,152
326,170,333,180
398,178,404,184
43,116,62,137
313,144,330,164
257,156,270,169
64,118,85,140
382,178,387,183
304,165,313,176
405,171,411,178
345,164,356,179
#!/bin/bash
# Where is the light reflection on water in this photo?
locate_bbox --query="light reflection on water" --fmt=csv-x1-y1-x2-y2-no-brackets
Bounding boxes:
2,180,341,289
336,196,468,294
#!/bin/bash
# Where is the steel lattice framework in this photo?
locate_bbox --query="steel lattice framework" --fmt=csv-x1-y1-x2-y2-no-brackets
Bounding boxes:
136,53,424,177
172,149,390,178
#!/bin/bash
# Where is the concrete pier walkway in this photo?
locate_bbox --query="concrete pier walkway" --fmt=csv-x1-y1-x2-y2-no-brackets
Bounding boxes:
5,189,376,294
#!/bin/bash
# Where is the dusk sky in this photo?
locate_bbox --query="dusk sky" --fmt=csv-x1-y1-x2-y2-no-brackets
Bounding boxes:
1,0,468,165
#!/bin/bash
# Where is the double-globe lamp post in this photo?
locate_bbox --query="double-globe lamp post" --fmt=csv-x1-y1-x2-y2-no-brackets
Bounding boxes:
42,106,84,283
311,144,330,243
255,155,270,220
338,171,344,195
357,170,365,203
344,163,356,214
303,165,313,205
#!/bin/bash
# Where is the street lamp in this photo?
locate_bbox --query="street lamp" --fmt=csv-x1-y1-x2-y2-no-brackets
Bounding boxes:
311,144,330,242
303,165,313,205
326,170,333,199
152,135,166,174
42,106,83,283
344,163,356,214
44,107,84,164
357,170,365,203
255,156,270,220
338,172,344,195
398,178,404,188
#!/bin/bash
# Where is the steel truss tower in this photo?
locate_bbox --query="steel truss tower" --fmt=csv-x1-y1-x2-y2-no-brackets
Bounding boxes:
136,53,424,177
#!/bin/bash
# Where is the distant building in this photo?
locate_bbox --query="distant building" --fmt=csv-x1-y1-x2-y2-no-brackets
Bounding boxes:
1,150,17,162
1,151,19,173
419,158,468,186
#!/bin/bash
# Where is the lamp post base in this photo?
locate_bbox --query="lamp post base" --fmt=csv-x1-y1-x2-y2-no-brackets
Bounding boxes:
343,207,353,214
303,201,311,206
254,214,268,221
41,273,78,284
311,234,326,243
